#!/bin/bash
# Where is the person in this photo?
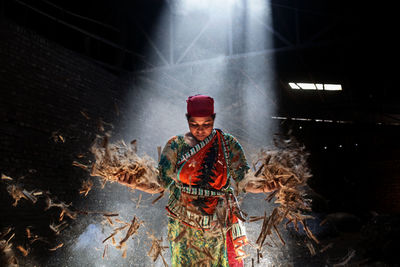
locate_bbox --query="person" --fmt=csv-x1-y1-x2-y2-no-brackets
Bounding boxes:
118,94,278,267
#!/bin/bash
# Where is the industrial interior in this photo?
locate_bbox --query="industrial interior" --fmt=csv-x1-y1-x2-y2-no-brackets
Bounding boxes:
0,0,399,266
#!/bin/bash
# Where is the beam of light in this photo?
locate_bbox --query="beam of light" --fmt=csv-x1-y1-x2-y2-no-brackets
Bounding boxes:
70,0,279,266
124,0,279,265
174,0,239,13
239,0,278,152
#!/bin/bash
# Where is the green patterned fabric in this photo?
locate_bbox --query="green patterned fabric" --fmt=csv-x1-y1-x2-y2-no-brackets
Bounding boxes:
158,131,249,189
157,130,250,266
168,218,229,267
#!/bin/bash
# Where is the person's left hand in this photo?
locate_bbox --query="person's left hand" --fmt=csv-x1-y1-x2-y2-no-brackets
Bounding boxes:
117,172,135,185
264,180,280,192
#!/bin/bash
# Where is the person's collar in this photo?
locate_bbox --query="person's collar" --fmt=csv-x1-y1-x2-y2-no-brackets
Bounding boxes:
184,129,216,146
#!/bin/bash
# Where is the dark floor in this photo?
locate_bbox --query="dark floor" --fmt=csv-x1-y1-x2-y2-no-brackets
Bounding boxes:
1,179,400,267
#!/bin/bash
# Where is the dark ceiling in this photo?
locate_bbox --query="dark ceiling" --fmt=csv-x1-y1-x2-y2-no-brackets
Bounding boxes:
2,0,398,117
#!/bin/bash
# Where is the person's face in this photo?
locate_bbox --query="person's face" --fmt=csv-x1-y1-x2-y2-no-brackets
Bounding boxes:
188,116,214,141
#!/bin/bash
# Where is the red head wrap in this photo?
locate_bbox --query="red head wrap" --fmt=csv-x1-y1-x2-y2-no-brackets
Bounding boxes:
186,95,215,117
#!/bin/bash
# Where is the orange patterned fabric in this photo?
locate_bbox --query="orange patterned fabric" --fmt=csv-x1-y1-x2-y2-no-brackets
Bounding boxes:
158,129,250,265
174,130,248,262
177,130,228,191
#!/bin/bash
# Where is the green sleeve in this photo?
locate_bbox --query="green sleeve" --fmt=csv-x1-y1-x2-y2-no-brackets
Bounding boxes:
157,136,179,189
224,133,250,182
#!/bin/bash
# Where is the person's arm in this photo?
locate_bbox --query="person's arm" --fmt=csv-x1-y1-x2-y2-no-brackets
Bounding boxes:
117,136,179,194
245,180,279,193
226,134,278,193
225,133,250,191
156,136,179,190
117,172,163,194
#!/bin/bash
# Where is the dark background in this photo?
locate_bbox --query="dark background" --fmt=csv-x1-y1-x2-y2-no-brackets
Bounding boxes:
1,0,399,266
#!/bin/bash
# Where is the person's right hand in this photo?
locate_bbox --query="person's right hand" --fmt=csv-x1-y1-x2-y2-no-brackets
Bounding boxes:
117,172,134,185
264,180,280,192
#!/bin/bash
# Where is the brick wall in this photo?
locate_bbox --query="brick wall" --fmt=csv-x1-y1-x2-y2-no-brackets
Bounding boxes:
0,20,130,206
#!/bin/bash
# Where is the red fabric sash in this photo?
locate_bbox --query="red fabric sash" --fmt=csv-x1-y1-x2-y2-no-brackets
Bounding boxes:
174,130,248,262
227,229,244,267
178,130,228,191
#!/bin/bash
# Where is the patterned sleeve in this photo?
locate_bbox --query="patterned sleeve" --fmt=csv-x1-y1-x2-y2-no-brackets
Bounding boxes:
224,133,250,182
157,136,179,189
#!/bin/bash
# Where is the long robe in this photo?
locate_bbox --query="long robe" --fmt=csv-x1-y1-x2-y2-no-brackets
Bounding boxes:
158,129,249,266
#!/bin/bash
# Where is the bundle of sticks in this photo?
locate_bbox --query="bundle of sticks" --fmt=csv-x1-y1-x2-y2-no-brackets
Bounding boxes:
89,134,161,192
238,136,318,251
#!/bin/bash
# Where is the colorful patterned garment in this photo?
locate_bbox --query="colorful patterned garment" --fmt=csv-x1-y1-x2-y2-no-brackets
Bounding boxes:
158,129,250,267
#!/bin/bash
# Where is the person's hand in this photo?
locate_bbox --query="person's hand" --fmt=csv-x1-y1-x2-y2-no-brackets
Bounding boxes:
117,172,135,185
116,171,163,194
264,180,280,192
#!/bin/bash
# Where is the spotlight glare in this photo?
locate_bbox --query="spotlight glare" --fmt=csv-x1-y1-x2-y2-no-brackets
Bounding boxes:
288,82,342,91
289,83,300,89
297,83,316,90
324,84,342,91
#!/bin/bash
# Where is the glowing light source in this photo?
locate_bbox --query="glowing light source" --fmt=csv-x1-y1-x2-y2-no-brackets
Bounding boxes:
296,83,316,90
288,82,342,91
289,83,300,89
324,84,342,91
